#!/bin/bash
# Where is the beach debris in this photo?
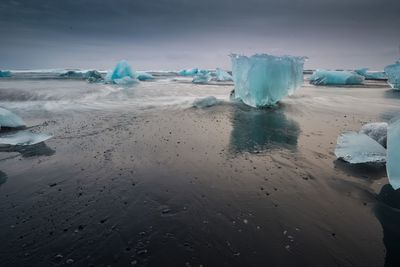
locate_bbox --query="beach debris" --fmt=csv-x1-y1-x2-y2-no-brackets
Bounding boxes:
384,61,400,89
137,71,155,81
309,70,364,85
0,131,52,146
85,70,104,83
193,96,221,108
387,119,400,189
0,70,12,77
334,132,386,164
0,107,26,129
215,68,233,81
105,60,139,85
192,72,212,84
359,122,388,147
178,68,199,76
354,68,387,80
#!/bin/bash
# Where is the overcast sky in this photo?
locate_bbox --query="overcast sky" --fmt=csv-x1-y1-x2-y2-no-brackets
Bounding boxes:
1,0,399,70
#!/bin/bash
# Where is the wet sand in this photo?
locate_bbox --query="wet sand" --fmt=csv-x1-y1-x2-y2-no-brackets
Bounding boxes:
0,78,400,266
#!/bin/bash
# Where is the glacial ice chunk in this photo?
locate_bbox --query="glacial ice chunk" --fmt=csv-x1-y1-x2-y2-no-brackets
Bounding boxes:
60,71,85,79
192,73,212,84
215,68,233,81
359,122,388,148
0,107,26,128
355,68,387,80
310,70,364,85
0,131,51,146
384,61,400,89
335,132,386,164
230,54,305,107
85,70,104,83
387,119,400,189
193,96,221,108
105,60,138,84
0,70,11,77
178,68,199,76
137,71,155,81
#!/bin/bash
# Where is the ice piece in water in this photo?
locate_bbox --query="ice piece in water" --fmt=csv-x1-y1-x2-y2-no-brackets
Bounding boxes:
0,70,11,77
60,71,85,79
85,70,103,83
178,68,199,76
137,71,154,81
359,122,388,148
193,96,221,108
309,70,364,85
0,131,51,146
215,68,233,81
384,61,400,89
230,54,305,107
354,68,387,80
0,107,26,128
105,60,138,84
335,132,386,163
387,119,400,189
192,73,212,84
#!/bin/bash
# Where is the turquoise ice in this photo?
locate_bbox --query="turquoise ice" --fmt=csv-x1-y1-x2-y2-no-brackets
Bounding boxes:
0,107,26,128
230,54,305,107
0,131,51,146
215,68,233,81
310,70,364,85
193,96,221,108
0,70,11,77
137,71,155,81
105,60,138,85
178,68,199,76
192,73,212,84
355,68,387,80
384,61,400,89
387,119,400,189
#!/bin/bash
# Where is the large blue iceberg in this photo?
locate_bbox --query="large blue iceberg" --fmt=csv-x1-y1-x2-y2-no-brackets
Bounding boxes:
105,60,138,85
230,54,305,107
0,70,11,77
384,61,400,89
355,68,387,80
215,68,233,81
387,119,400,189
0,131,51,146
178,68,199,76
0,107,26,129
310,70,364,85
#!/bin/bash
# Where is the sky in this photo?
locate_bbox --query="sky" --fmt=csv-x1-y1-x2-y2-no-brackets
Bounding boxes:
1,0,399,70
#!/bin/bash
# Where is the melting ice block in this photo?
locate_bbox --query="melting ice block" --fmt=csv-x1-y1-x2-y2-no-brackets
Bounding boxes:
137,71,155,81
60,71,85,79
0,107,26,128
215,68,233,81
0,70,11,77
105,60,138,85
387,119,400,189
193,96,221,108
359,122,388,148
384,61,400,89
335,132,386,164
355,68,387,80
0,131,51,146
85,70,103,83
192,73,212,84
230,54,305,107
178,68,199,76
310,70,364,85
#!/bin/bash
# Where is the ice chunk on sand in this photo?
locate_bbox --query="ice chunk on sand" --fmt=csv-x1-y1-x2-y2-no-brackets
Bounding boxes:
193,96,221,108
105,60,138,84
310,70,364,85
230,54,305,107
0,70,11,77
192,73,212,84
335,132,386,164
387,119,400,189
178,68,199,76
359,122,388,148
384,61,400,89
0,107,26,128
0,131,51,146
85,70,103,83
355,68,387,80
215,68,233,81
137,71,154,81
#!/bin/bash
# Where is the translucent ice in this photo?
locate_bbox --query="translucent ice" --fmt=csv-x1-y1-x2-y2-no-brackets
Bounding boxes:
0,70,11,77
85,70,103,83
335,132,386,164
230,54,305,107
384,61,400,89
355,68,387,80
215,68,233,81
0,107,26,128
359,122,388,148
137,71,155,81
178,68,199,76
310,70,364,85
105,60,138,84
0,131,51,146
387,119,400,189
192,96,221,108
192,73,212,84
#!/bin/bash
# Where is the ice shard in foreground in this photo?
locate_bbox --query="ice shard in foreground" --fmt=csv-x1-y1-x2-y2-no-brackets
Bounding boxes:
359,122,388,147
0,107,26,128
230,54,305,107
0,131,51,146
215,68,233,81
387,119,400,189
105,60,138,85
310,70,364,85
355,68,387,80
335,132,386,163
192,96,221,108
192,73,212,84
384,61,400,89
178,68,199,76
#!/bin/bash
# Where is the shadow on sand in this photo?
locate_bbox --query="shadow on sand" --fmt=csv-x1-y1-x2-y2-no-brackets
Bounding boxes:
0,142,55,157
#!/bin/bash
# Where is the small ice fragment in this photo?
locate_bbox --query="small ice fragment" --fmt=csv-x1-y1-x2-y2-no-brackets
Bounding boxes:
215,68,233,81
0,131,52,146
0,107,26,128
60,71,84,79
137,71,154,81
178,68,199,76
231,54,305,107
192,73,212,84
192,96,221,108
384,61,400,89
354,68,387,80
0,70,11,77
309,70,364,85
359,122,388,148
105,60,139,84
85,70,103,83
387,119,400,189
335,132,386,163
112,77,137,85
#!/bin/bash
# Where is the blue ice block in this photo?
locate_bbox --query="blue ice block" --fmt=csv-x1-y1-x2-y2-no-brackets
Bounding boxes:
384,61,400,89
310,70,364,85
387,119,400,189
0,107,26,128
